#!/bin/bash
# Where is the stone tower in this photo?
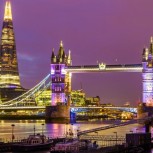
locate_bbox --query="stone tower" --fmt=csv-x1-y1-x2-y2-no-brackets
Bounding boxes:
50,41,72,106
142,37,153,106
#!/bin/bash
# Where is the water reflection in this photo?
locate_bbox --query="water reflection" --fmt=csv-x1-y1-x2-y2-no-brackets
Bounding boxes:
0,120,147,141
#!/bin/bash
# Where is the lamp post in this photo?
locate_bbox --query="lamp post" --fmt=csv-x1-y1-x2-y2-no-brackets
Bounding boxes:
11,124,15,142
71,124,74,137
41,123,44,135
66,123,68,138
34,125,36,136
113,132,117,146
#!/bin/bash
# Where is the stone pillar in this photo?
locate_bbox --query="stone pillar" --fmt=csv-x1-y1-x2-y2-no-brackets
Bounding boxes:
45,105,70,123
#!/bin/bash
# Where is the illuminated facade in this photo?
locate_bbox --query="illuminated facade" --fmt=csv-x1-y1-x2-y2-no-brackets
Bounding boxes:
71,90,86,106
35,88,51,106
0,2,26,102
51,41,72,106
0,1,20,88
142,37,153,106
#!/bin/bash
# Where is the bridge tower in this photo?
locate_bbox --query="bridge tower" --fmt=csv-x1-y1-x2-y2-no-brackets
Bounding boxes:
142,37,153,106
46,41,72,123
51,41,72,106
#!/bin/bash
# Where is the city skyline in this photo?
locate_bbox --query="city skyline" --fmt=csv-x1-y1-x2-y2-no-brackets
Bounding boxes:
0,0,153,106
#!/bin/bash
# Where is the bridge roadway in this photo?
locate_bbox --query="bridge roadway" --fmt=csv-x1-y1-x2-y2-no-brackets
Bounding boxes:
71,106,137,113
0,106,137,113
65,64,142,73
77,119,137,136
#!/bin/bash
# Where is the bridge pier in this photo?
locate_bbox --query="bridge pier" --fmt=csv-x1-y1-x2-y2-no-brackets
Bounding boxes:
45,105,70,123
137,103,153,119
145,122,151,133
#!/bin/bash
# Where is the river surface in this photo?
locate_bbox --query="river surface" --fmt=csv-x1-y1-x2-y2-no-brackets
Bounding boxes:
0,119,152,152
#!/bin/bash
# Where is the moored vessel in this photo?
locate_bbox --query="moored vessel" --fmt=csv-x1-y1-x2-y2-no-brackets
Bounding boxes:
12,133,53,152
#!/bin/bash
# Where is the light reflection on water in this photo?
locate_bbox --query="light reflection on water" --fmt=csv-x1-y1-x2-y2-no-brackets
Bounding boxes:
1,120,153,153
0,120,147,140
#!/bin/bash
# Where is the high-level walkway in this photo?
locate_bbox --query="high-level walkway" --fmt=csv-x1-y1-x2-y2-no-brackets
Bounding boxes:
66,64,142,73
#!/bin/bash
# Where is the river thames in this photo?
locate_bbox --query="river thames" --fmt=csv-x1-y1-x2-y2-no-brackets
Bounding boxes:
0,119,152,153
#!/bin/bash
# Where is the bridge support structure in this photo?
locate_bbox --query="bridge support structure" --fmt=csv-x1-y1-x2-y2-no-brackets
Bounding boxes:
142,37,153,106
137,38,153,121
46,41,72,123
45,105,70,123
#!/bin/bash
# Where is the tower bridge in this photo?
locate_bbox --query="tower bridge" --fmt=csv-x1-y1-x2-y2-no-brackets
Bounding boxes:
0,1,153,123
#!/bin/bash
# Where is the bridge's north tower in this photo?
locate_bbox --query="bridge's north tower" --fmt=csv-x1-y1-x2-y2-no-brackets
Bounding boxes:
142,37,153,106
50,41,72,106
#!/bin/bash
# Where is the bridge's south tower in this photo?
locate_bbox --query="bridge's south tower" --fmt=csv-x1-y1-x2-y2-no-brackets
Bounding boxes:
51,41,72,106
142,37,153,106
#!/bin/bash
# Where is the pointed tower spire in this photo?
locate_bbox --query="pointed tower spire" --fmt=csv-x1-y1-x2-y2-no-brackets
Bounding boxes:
51,48,56,63
58,40,65,59
67,50,72,65
151,36,153,44
60,40,63,48
51,48,55,58
149,36,153,54
4,1,12,21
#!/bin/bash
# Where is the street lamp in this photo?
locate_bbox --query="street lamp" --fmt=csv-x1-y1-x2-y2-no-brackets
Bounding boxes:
11,124,15,142
41,123,44,135
71,124,74,137
113,132,117,146
66,123,68,138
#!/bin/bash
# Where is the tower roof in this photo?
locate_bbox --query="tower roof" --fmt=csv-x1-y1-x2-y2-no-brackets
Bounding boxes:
58,40,65,58
149,36,153,54
51,48,55,58
4,1,12,21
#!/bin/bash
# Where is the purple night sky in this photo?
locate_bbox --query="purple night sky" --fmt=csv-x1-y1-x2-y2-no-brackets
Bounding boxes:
0,0,153,106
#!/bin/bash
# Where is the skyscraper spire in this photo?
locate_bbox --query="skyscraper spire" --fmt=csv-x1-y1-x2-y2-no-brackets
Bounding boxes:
4,1,12,21
0,1,21,88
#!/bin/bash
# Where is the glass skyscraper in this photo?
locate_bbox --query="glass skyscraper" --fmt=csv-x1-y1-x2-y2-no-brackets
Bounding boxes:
0,2,26,102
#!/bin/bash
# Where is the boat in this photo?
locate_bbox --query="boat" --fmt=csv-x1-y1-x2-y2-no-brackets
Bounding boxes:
50,138,88,153
12,133,53,152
